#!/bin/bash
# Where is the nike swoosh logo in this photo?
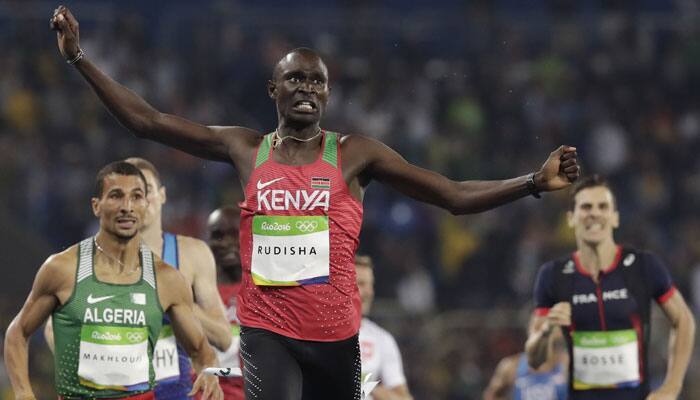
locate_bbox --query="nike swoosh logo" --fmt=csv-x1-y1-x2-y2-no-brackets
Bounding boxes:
87,294,116,304
256,177,285,190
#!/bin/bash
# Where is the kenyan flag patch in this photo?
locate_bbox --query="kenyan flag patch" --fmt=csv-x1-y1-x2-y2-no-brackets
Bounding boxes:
311,177,331,189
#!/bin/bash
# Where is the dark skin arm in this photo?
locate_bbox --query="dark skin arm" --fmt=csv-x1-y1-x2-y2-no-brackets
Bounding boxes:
52,6,579,212
50,6,259,175
482,355,519,400
342,135,578,214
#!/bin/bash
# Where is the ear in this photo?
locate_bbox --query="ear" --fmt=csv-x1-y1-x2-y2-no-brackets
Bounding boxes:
566,210,575,228
267,80,276,99
611,210,620,229
160,186,167,205
91,197,100,217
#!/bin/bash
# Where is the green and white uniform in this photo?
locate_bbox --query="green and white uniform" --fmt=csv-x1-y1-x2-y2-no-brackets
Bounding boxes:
52,238,163,398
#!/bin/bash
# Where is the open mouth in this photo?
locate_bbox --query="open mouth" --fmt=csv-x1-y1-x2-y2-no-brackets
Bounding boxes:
292,100,317,113
116,217,137,229
585,221,604,232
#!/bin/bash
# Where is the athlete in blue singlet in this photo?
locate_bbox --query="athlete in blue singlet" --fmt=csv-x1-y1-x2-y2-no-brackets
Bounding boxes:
484,316,568,400
125,158,234,400
526,176,695,400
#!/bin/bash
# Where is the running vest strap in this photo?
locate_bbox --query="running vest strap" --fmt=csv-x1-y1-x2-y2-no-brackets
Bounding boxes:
550,247,651,396
154,232,193,400
53,238,162,399
238,130,363,341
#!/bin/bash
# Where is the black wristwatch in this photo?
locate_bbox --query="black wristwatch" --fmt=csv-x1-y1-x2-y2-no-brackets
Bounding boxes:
526,172,541,199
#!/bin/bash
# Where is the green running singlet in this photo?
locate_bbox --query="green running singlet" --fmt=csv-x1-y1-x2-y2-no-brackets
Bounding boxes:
52,238,163,398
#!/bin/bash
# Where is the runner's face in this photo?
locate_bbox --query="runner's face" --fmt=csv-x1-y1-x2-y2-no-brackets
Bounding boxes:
356,265,374,315
207,209,241,270
270,53,329,126
139,169,165,230
92,174,148,240
568,186,619,246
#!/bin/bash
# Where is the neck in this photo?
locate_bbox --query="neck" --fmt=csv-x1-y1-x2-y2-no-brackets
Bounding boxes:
276,122,321,140
576,238,618,279
94,230,141,271
140,218,163,257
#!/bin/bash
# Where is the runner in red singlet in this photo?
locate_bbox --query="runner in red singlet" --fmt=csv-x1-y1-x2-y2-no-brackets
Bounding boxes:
205,206,244,400
52,6,580,399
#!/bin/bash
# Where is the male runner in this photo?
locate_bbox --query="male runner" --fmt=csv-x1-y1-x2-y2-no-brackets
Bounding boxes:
43,158,234,399
125,158,234,399
355,255,413,400
4,161,222,400
51,6,580,399
526,175,695,400
204,206,244,400
483,316,567,400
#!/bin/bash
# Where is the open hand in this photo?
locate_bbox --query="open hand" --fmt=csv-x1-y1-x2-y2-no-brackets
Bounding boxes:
49,5,81,61
536,146,579,192
190,372,223,400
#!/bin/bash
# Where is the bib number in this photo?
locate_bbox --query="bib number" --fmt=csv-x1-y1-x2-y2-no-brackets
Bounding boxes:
573,329,640,390
251,215,330,286
153,325,180,382
78,324,150,390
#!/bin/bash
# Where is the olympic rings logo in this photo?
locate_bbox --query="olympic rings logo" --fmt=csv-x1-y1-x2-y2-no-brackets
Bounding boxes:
295,221,318,232
126,332,144,343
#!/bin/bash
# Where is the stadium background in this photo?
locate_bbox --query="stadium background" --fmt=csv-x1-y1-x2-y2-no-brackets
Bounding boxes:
1,0,700,398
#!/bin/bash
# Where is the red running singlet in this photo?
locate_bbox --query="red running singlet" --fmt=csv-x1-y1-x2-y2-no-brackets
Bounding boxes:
238,131,363,341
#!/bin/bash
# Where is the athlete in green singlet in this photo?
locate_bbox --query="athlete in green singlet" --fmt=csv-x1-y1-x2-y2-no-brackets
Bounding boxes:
3,161,223,400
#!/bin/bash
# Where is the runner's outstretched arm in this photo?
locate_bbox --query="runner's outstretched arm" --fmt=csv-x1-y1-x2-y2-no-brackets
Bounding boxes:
525,302,570,369
5,257,64,400
156,263,223,400
647,292,695,400
50,6,258,165
351,136,579,214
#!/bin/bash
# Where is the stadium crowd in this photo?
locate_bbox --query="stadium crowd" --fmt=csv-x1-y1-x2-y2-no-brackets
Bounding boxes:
1,1,700,398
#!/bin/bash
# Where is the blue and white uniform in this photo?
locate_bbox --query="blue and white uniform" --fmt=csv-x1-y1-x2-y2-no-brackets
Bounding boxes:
153,233,193,400
513,354,567,400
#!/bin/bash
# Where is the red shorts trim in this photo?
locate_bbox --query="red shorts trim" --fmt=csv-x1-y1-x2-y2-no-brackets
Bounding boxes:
657,286,677,304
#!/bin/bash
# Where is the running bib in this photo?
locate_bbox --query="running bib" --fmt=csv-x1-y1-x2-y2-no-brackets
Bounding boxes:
78,324,150,390
572,329,640,390
153,325,180,382
251,215,330,286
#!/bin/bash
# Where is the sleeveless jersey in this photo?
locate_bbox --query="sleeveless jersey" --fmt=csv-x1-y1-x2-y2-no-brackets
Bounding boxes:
52,238,162,398
359,318,407,400
153,233,193,399
534,246,676,400
513,354,567,400
238,131,363,341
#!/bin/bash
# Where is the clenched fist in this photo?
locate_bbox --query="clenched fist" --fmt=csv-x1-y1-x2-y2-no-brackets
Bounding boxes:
49,5,81,62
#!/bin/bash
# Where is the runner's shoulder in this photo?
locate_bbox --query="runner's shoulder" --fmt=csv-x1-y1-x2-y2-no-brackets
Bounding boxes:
38,244,79,289
174,234,215,269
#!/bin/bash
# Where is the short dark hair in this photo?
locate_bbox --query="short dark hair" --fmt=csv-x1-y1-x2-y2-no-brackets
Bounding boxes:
124,157,161,187
355,254,373,269
94,161,148,198
569,174,615,210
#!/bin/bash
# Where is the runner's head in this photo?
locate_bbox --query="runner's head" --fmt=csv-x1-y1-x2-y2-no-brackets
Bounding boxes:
92,161,149,240
355,255,375,316
124,157,166,230
567,175,619,247
268,48,329,127
207,206,242,276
